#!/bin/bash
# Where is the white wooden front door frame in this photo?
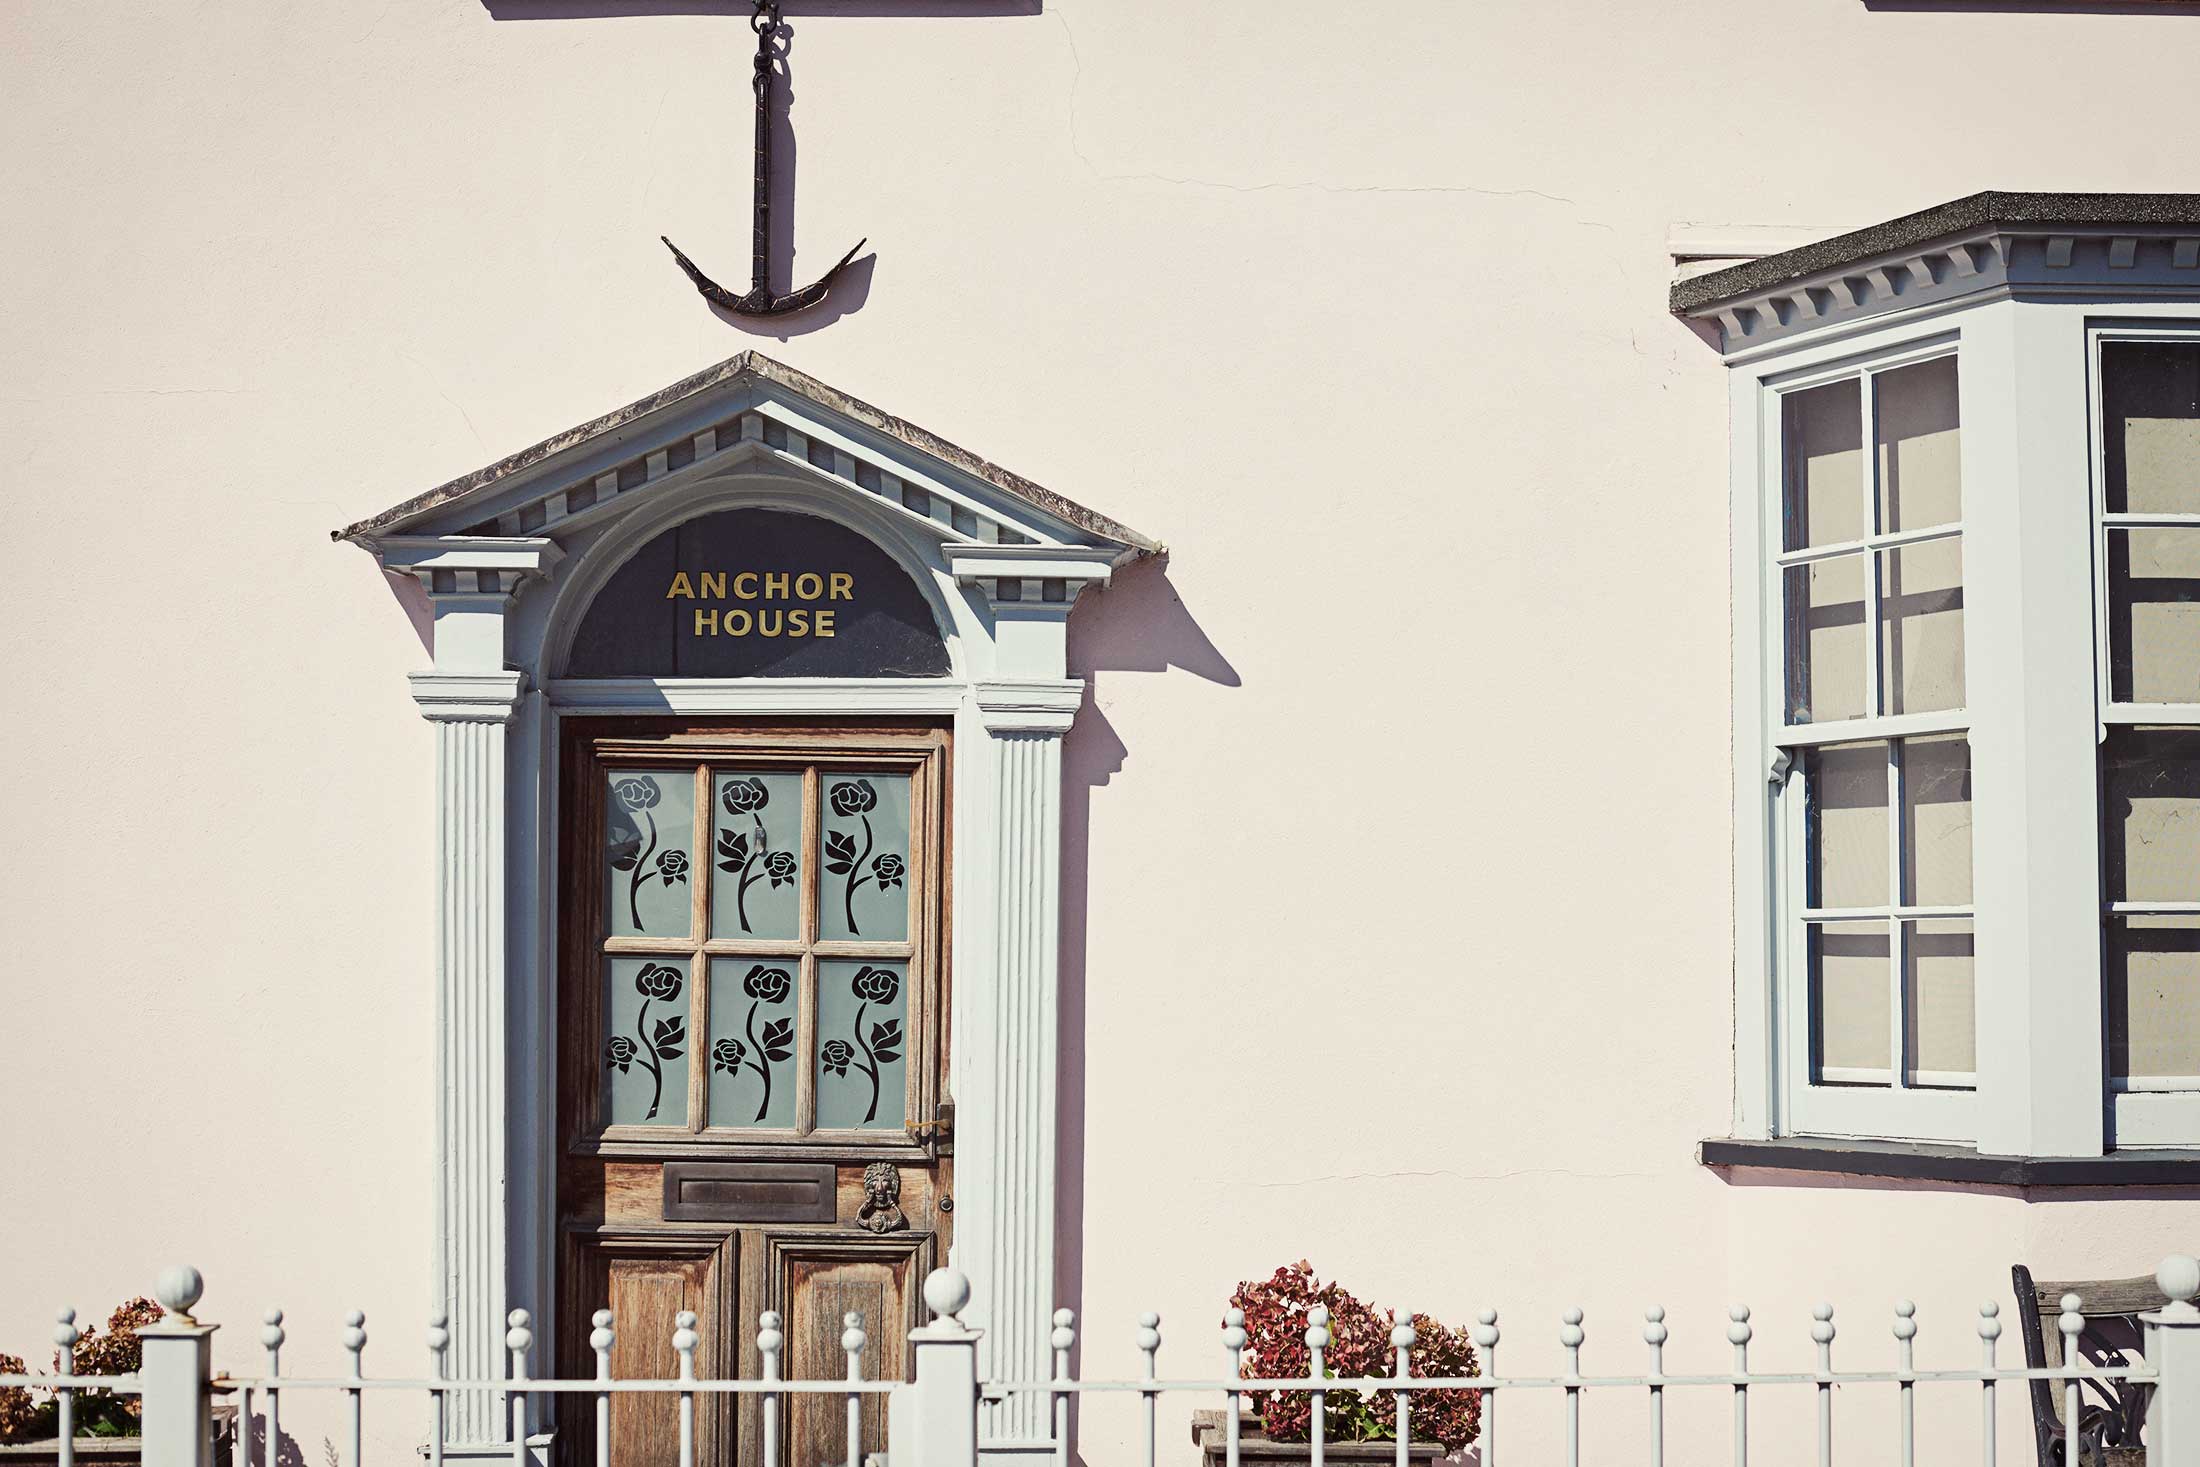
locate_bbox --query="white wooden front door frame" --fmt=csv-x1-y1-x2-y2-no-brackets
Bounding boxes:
380,441,1130,1453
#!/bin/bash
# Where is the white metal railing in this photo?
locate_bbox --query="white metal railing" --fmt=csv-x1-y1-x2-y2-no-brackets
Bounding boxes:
12,1255,2200,1467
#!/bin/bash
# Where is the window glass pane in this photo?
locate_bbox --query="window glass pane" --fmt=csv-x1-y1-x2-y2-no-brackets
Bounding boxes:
1878,539,1964,714
819,773,913,942
710,771,805,940
2107,528,2200,704
1901,734,1973,906
2103,728,2200,905
603,957,690,1127
815,960,910,1130
1876,357,1962,532
1811,921,1890,1081
2107,917,2200,1082
1785,554,1868,724
1903,919,1975,1085
1783,378,1864,551
1807,742,1889,910
2103,341,2200,514
606,769,696,939
706,960,800,1129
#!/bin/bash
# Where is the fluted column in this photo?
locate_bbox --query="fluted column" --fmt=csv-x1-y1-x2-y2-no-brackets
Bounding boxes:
413,671,525,1442
966,681,1081,1452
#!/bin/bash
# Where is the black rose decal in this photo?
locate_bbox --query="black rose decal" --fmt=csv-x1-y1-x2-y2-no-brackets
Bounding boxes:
635,963,684,1001
852,966,901,1004
605,1035,638,1071
763,850,797,886
712,1038,745,1073
657,849,689,885
721,778,769,816
744,965,791,1004
872,853,904,889
821,1039,856,1077
612,776,662,811
830,779,878,817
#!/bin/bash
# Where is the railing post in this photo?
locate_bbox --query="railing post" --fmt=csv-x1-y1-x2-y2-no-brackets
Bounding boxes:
888,1270,983,1467
2145,1254,2200,1464
137,1267,217,1467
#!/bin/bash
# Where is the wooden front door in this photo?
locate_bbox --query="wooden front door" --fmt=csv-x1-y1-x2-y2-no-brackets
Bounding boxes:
556,719,953,1467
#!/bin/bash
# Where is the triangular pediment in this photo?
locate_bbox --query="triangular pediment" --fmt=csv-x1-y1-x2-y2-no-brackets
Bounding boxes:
333,351,1158,560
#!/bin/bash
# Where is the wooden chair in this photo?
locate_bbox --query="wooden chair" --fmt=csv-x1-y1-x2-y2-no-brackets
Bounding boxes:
2012,1265,2161,1467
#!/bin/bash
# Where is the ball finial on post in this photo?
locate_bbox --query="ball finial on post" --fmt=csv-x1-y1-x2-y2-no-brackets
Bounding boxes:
155,1266,204,1323
922,1268,972,1324
2159,1255,2200,1306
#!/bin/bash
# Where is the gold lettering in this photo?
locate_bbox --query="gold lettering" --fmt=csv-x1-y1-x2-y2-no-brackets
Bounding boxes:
699,571,727,600
725,609,753,637
666,572,695,599
693,608,718,636
734,571,759,599
787,609,810,636
758,610,784,637
763,572,790,599
829,572,854,600
794,572,823,601
814,609,835,638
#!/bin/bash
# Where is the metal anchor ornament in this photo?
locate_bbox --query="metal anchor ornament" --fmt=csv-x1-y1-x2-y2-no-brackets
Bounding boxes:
662,0,865,317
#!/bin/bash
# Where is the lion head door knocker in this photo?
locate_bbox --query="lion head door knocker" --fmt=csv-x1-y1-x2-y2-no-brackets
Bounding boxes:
855,1162,907,1234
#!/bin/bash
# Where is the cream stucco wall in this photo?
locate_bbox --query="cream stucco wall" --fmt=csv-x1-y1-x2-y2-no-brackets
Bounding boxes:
5,0,2200,1461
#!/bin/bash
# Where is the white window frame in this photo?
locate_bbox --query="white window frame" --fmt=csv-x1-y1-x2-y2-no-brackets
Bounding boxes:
2090,318,2200,1145
1759,332,1978,1143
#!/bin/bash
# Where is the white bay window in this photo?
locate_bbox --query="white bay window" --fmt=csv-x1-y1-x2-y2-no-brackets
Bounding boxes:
1679,193,2200,1172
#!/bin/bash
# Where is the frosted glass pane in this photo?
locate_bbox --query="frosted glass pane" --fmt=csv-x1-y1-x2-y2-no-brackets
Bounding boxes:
606,769,696,939
1785,554,1867,724
710,771,805,940
2107,917,2200,1081
2104,728,2200,905
1904,919,1975,1084
1808,743,1889,910
1811,922,1890,1080
1783,378,1864,550
1876,357,1962,532
1879,540,1964,714
815,960,910,1130
819,773,912,942
2108,529,2200,704
603,957,690,1127
2103,341,2200,514
706,961,799,1129
1901,734,1973,907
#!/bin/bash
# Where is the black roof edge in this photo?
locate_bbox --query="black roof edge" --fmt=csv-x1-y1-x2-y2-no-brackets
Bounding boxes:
1671,190,2200,315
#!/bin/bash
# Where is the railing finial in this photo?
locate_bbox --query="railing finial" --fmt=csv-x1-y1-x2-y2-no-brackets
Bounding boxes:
2160,1255,2200,1308
155,1266,204,1324
922,1269,972,1325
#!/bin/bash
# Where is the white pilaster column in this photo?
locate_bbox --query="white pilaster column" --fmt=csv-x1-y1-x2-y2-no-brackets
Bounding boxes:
377,537,560,1444
968,681,1080,1451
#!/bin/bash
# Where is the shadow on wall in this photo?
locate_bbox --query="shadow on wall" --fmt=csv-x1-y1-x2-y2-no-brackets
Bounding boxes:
244,1412,309,1467
1053,554,1240,1399
480,1,1038,337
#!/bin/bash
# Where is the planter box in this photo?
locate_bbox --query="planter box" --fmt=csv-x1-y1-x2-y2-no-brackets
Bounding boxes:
0,1404,236,1467
1191,1410,1444,1467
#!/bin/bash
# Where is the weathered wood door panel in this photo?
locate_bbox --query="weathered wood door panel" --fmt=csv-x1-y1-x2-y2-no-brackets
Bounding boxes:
555,720,953,1467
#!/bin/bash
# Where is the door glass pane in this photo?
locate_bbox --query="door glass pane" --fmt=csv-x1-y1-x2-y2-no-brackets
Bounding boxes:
706,960,800,1129
1901,734,1973,906
2104,728,2200,904
2103,341,2200,514
710,771,805,940
819,773,913,942
1878,540,1964,714
2108,528,2200,704
1785,554,1868,724
1875,357,1962,532
1810,921,1890,1082
1904,919,1975,1085
603,957,691,1127
1807,742,1889,910
606,769,696,939
1783,378,1864,551
2107,917,2200,1082
815,960,910,1130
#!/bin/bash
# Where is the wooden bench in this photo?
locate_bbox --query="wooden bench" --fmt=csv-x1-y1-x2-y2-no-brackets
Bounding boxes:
2013,1266,2161,1467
